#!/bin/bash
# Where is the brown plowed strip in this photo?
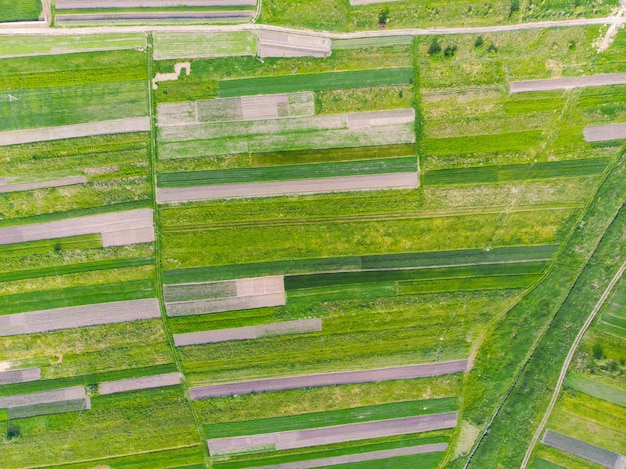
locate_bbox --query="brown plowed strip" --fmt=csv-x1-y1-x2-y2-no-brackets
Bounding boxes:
509,73,626,93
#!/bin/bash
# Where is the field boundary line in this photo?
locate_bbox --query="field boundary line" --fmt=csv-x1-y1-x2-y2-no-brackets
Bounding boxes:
520,259,626,468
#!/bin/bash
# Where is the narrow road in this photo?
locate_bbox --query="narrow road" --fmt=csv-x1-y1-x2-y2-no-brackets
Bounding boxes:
520,260,626,469
1,15,625,37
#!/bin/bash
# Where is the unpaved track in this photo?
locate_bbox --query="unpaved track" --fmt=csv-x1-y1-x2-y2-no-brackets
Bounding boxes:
189,360,469,398
157,173,418,203
510,73,626,93
207,413,458,455
520,260,626,468
254,443,449,469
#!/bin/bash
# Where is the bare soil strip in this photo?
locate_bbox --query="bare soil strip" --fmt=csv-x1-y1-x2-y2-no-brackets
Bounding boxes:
0,386,86,409
583,123,626,142
0,367,41,385
157,173,418,203
255,443,449,469
0,176,87,194
189,360,469,399
207,413,458,456
7,398,90,419
257,31,331,58
98,372,182,395
166,293,286,316
541,429,622,468
56,0,255,8
173,318,322,346
0,208,154,247
0,299,161,337
509,73,626,93
0,117,150,147
101,227,156,247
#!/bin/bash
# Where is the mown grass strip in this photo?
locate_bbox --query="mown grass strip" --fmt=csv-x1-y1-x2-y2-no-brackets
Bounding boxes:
563,373,626,407
0,279,155,315
398,274,538,295
423,158,610,186
217,68,413,98
158,158,417,188
423,130,543,156
0,256,154,282
0,234,102,259
203,398,456,439
286,282,398,304
214,435,448,469
250,144,416,167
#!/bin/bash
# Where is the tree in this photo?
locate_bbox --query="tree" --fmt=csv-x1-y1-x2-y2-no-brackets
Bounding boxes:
592,342,604,360
378,8,389,26
6,424,20,442
487,42,498,54
428,38,442,56
509,0,520,17
474,35,484,48
444,45,458,57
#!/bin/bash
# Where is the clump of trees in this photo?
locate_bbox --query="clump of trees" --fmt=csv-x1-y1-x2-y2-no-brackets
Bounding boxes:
428,39,457,58
378,8,389,27
6,424,20,442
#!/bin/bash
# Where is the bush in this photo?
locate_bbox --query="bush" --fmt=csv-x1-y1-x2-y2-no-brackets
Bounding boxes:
444,45,458,57
592,342,604,359
6,424,20,442
509,0,520,17
428,39,442,56
487,43,498,54
378,8,389,26
475,36,484,48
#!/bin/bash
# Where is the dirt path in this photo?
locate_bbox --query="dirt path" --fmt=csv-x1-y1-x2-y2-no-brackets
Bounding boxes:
520,260,626,469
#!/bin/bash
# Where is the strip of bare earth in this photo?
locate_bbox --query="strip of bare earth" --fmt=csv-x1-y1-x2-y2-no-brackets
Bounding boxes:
257,31,331,58
254,443,449,469
0,368,41,385
98,372,182,395
55,11,254,24
0,177,87,194
207,413,458,456
55,0,256,9
0,386,90,419
189,360,469,399
0,298,160,336
0,208,154,247
583,123,626,142
509,73,626,93
541,430,623,468
0,117,150,147
173,318,322,346
157,173,418,203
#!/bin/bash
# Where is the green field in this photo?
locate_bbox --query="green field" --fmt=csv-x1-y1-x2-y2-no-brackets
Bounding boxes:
0,0,41,22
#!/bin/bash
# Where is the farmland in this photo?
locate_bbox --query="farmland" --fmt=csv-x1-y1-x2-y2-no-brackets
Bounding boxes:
0,7,625,469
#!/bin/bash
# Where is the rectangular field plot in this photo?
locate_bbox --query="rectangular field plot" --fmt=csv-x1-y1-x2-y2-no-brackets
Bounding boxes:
541,430,622,468
189,361,468,398
56,0,256,8
55,11,254,25
509,74,626,93
0,208,154,247
583,124,626,142
0,176,87,194
0,298,160,336
153,31,257,60
0,34,147,58
0,368,40,385
257,31,331,58
564,374,626,407
207,413,458,456
98,372,182,395
173,318,322,346
0,386,89,419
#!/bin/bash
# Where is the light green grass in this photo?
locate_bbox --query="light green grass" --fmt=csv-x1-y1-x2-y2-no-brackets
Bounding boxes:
0,34,147,58
564,373,626,409
0,0,41,22
153,31,257,60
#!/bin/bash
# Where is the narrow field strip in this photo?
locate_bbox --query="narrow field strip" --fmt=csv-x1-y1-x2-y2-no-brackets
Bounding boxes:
157,172,418,203
509,74,626,93
166,293,286,316
564,374,626,408
0,208,154,247
55,0,256,8
0,117,150,147
0,386,89,419
583,124,626,142
98,372,182,395
55,11,254,24
0,176,87,194
257,31,331,58
0,298,160,337
0,368,40,385
541,430,623,468
189,360,468,399
153,31,257,60
251,443,448,469
0,34,147,58
207,413,458,456
173,318,322,346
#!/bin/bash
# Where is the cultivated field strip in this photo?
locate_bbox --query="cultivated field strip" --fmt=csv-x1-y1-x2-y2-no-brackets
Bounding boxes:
55,0,256,8
0,176,87,194
166,276,286,316
253,443,449,469
157,92,314,127
189,360,468,399
257,31,331,58
541,429,624,468
0,299,160,337
509,73,626,93
158,109,415,142
0,35,147,58
0,117,150,147
153,31,257,60
0,386,90,419
207,413,458,456
55,11,254,24
350,0,399,4
157,173,418,203
0,208,154,247
173,318,322,346
98,372,183,395
0,367,40,385
583,123,626,142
